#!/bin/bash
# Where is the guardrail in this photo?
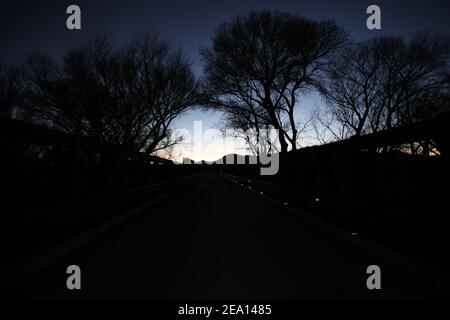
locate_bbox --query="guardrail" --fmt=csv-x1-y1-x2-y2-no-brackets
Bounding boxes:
221,172,450,294
221,173,360,226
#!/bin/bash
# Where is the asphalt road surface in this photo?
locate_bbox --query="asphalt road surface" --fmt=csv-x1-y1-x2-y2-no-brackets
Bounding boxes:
7,172,436,299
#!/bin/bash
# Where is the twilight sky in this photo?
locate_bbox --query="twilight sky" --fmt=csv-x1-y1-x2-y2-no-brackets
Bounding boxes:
1,0,449,160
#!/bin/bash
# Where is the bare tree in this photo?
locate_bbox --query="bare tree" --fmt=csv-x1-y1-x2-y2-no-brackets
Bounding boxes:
128,35,199,154
21,35,199,155
21,38,114,140
201,10,347,153
318,38,385,138
0,63,21,120
379,32,450,129
319,33,450,142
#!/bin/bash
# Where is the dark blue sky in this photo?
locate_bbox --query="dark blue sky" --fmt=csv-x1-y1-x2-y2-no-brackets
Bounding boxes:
2,0,450,69
1,0,449,159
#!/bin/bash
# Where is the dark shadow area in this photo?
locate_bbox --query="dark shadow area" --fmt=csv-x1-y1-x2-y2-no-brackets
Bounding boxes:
1,6,449,300
219,112,450,275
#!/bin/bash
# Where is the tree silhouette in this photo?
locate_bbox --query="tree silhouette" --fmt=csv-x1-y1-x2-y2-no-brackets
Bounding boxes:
20,35,199,155
124,35,199,154
318,32,450,143
0,63,21,120
21,38,117,140
201,10,347,153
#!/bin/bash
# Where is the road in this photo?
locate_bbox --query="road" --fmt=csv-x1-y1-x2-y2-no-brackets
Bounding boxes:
7,172,435,299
